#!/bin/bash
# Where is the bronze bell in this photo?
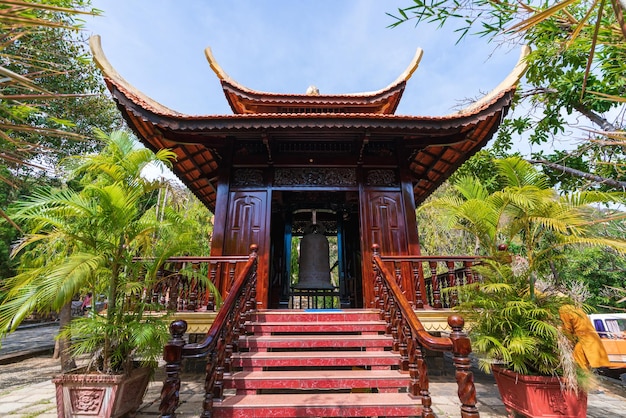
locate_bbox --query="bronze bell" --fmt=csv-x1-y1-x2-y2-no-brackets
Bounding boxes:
294,222,334,290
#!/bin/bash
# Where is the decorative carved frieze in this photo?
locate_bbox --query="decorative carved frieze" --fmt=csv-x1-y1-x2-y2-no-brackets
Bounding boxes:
364,141,395,157
233,169,264,187
292,220,337,235
234,141,265,156
274,168,356,187
277,141,353,154
366,169,398,187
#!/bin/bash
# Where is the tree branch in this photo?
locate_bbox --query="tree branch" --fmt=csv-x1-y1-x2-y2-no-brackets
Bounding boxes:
610,0,626,40
527,158,626,190
573,104,618,132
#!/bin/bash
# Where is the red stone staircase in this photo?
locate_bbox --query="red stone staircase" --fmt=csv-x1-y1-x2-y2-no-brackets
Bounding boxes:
212,309,422,417
159,249,480,418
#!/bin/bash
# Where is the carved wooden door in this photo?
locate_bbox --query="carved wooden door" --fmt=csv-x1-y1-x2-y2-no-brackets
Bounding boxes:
360,190,412,307
223,191,270,307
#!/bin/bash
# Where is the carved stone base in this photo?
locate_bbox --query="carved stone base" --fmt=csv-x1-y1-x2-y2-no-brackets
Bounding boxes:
53,366,152,417
492,365,587,418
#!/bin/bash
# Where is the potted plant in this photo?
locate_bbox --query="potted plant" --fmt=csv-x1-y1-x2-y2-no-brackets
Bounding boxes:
456,259,592,418
0,130,204,417
419,157,626,417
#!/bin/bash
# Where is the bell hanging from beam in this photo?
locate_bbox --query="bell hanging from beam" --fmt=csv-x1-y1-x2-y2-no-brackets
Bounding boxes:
294,211,334,290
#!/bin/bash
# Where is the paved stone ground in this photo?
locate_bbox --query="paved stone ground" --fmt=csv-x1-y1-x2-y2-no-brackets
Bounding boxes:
3,354,626,417
2,324,626,417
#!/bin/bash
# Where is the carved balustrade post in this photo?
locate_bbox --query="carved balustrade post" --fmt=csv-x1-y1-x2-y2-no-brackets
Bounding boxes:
394,261,402,288
228,261,237,290
159,320,187,418
211,336,226,402
200,349,217,418
187,263,199,311
464,260,475,285
448,315,479,418
373,275,381,314
429,261,442,309
208,261,218,311
178,267,188,311
168,264,181,311
398,322,409,371
388,298,397,348
225,300,240,374
414,340,434,418
385,297,394,337
447,260,459,307
412,261,424,309
247,244,259,312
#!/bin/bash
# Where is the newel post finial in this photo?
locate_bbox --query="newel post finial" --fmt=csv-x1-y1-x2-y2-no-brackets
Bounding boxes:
448,315,479,418
372,243,380,256
160,319,188,417
249,244,258,255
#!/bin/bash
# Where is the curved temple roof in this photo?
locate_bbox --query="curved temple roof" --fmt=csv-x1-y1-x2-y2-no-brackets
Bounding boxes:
204,46,424,115
90,35,529,212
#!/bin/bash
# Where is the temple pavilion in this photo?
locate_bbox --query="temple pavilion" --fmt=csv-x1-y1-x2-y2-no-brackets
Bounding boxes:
90,36,528,312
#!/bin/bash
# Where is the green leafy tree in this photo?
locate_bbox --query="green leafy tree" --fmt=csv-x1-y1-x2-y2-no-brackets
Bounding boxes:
390,0,626,191
0,0,120,227
553,246,626,309
419,157,626,298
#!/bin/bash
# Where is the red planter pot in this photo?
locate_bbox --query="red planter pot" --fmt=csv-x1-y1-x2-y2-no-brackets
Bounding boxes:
492,365,587,418
53,366,152,418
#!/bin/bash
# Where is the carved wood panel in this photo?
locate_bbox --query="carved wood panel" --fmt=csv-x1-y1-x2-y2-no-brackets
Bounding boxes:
360,190,409,307
223,191,270,307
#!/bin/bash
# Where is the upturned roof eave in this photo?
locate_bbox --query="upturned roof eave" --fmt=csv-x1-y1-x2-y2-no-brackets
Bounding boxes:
90,35,528,134
205,46,424,115
105,79,514,139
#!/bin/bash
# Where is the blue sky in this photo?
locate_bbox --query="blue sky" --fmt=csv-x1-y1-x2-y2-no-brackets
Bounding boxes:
83,1,523,118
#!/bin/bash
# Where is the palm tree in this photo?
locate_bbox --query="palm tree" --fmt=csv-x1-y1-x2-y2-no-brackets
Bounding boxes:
420,156,626,297
420,157,626,387
0,130,201,373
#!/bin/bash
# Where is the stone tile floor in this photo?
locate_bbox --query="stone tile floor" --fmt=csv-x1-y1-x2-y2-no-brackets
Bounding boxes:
2,354,626,417
2,325,626,417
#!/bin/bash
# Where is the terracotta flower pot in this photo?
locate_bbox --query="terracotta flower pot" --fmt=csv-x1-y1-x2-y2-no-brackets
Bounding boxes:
53,366,152,418
492,365,587,418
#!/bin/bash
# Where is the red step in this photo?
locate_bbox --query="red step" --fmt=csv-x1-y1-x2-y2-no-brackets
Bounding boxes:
231,350,400,368
251,309,381,323
212,392,422,417
224,369,407,392
238,334,392,350
245,320,387,334
212,309,420,417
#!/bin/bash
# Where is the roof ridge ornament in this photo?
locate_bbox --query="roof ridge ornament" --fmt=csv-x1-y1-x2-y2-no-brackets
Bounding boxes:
306,85,320,96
